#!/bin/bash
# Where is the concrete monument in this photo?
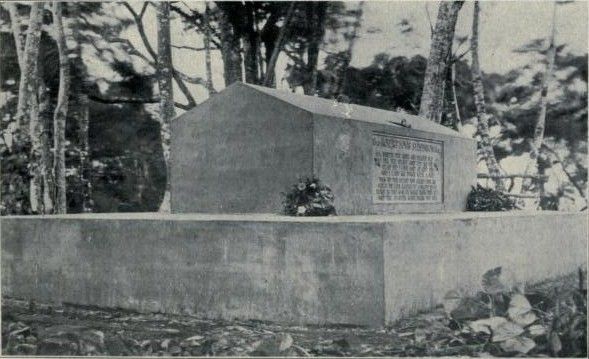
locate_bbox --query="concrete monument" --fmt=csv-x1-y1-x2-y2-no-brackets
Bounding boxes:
171,82,476,215
3,84,585,328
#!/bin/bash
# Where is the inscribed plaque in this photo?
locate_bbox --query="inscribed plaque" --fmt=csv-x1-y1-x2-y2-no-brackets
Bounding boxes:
372,133,443,203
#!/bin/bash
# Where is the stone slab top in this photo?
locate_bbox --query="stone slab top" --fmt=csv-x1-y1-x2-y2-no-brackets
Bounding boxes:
1,211,583,223
182,82,472,140
243,83,471,139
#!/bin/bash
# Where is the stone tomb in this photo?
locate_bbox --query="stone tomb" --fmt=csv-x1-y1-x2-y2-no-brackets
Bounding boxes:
2,83,587,328
171,82,476,214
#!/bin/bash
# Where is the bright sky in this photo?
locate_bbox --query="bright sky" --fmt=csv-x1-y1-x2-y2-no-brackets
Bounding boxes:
96,1,588,104
355,1,588,73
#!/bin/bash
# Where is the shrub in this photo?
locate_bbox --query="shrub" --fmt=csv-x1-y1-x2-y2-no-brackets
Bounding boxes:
282,177,336,216
467,184,517,211
443,267,587,357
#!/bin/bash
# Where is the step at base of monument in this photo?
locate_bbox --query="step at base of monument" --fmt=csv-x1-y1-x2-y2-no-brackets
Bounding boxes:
2,212,586,327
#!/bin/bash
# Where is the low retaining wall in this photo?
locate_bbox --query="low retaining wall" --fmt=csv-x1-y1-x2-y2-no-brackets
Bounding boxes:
1,212,586,327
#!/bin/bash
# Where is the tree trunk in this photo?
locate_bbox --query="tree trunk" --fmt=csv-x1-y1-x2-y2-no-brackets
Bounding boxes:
303,2,327,96
8,5,53,212
419,1,464,123
62,104,92,215
260,11,280,69
14,2,44,213
526,1,557,180
15,2,43,133
38,61,55,213
450,63,462,132
255,19,265,81
242,3,259,84
204,2,215,95
243,37,258,84
78,96,91,211
264,2,296,87
156,2,175,212
470,1,504,190
69,2,93,212
218,6,243,86
52,1,70,214
125,2,199,109
333,1,364,97
6,3,25,68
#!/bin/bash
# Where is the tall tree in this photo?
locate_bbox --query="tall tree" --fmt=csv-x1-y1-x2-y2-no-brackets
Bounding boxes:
525,1,558,182
6,3,25,67
449,62,462,130
14,3,42,133
215,2,280,86
38,62,55,213
155,1,175,212
68,2,93,212
470,1,504,190
264,2,296,86
217,4,243,86
332,1,364,97
303,2,328,95
242,2,259,84
52,1,70,213
281,2,352,94
203,2,216,95
1,2,170,214
283,1,330,95
419,1,464,123
14,2,46,213
172,2,336,91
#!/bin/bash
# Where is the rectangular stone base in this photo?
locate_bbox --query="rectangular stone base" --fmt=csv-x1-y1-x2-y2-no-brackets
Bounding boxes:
1,212,586,327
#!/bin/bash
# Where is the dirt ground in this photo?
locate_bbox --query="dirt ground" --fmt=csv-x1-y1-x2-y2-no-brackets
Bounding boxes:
1,271,586,357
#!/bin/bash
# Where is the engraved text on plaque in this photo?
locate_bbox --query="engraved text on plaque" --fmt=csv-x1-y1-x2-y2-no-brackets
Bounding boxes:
372,133,443,203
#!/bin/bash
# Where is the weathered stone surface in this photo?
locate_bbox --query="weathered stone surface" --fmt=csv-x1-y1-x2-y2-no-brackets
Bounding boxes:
381,212,588,322
1,212,586,326
170,82,476,215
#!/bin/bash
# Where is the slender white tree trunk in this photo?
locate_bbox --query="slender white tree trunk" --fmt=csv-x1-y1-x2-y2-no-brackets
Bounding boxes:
526,2,557,177
15,3,43,133
14,2,45,213
52,1,70,213
38,64,54,213
520,1,558,201
78,97,91,211
156,2,175,212
471,1,504,191
204,2,215,95
450,63,462,132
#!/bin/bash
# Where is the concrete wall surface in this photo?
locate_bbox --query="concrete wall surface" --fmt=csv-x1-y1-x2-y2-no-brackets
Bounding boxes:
1,214,384,326
382,212,588,322
171,84,314,214
312,114,476,215
1,212,586,327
